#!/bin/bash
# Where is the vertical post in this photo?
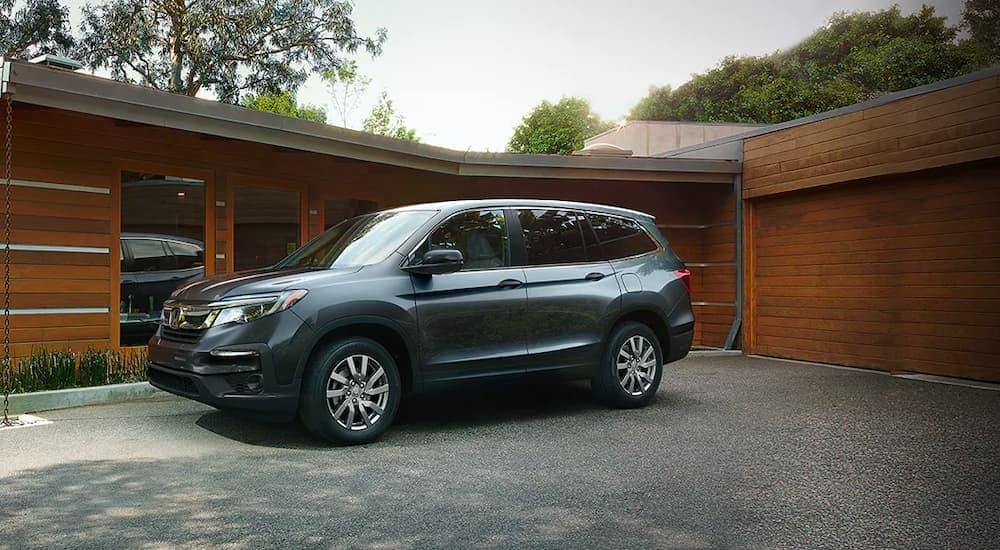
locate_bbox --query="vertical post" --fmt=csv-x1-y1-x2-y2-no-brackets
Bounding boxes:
724,146,744,350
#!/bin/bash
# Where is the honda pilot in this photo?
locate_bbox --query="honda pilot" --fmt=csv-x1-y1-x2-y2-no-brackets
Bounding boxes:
148,200,694,444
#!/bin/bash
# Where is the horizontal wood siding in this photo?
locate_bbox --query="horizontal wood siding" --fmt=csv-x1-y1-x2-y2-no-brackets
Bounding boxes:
748,160,1000,382
659,183,736,348
743,75,1000,199
4,168,113,354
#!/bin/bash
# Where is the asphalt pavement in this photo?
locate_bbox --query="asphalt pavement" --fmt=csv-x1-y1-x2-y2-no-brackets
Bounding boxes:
2,354,999,549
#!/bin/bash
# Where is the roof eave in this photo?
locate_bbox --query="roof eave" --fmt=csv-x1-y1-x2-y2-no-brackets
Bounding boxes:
3,61,737,180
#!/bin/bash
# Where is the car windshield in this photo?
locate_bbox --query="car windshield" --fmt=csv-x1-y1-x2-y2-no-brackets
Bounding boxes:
276,210,435,269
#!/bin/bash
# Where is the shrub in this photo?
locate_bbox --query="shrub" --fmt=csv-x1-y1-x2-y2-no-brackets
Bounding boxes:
8,347,148,394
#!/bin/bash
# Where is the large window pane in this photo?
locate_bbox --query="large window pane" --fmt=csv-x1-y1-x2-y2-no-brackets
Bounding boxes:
234,186,300,271
120,171,205,345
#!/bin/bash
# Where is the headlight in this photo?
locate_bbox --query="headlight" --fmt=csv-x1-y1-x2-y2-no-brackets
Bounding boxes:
208,289,308,327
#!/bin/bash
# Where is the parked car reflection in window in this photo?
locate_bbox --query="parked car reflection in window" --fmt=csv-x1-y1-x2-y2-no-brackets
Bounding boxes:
120,233,204,346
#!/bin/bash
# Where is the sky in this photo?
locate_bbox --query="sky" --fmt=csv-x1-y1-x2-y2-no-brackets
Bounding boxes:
62,0,966,152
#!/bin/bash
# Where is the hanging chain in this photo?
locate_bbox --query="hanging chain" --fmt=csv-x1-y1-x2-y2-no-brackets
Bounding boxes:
2,92,12,426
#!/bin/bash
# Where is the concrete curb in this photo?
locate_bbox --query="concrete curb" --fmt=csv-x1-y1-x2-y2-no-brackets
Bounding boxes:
687,349,743,358
6,382,164,415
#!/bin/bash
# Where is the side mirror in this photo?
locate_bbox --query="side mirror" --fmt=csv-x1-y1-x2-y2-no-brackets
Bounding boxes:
402,249,464,275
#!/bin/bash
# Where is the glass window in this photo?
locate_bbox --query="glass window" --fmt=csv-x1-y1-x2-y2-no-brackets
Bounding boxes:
234,186,300,271
120,171,206,345
518,209,589,266
166,241,204,270
279,210,435,269
587,213,659,260
125,239,170,271
411,209,509,270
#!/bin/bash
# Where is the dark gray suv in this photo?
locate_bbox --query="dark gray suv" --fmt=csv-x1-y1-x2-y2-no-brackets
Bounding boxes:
148,200,694,444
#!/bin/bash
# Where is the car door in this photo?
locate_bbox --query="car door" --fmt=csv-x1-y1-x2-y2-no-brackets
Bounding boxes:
515,208,623,374
408,208,529,385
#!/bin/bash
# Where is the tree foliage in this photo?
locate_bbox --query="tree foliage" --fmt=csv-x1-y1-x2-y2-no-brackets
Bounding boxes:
75,0,386,104
322,59,371,128
0,0,73,59
362,91,419,142
507,97,614,155
629,6,987,123
962,0,1000,64
241,91,327,122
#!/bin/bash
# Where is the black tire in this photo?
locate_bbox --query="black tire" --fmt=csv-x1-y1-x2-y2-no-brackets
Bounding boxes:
299,337,402,445
592,321,663,408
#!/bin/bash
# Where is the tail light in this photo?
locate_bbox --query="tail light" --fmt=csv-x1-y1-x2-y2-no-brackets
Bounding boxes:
674,268,691,295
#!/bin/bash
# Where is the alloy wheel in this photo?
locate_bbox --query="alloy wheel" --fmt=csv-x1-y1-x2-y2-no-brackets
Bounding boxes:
616,335,657,396
325,354,390,431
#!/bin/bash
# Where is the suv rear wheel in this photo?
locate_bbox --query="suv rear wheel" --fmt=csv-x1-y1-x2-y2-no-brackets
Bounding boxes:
592,321,663,408
300,337,402,444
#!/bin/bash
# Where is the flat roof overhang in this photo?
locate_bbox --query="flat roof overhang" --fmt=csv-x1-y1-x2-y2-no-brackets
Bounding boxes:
1,60,739,183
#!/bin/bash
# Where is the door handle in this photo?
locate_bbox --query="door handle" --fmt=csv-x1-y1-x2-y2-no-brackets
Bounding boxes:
497,279,523,289
585,272,606,281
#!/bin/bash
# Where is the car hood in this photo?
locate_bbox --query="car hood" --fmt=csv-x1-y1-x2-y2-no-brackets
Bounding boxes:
170,266,363,302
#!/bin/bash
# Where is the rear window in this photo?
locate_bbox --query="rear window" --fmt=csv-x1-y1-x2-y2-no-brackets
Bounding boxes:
586,213,659,260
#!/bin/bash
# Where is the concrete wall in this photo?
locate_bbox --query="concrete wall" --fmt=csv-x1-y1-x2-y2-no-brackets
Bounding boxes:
586,121,763,157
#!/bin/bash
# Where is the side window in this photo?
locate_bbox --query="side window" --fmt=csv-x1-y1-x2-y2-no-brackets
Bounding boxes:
518,209,589,265
166,241,204,269
412,209,509,270
587,213,659,260
126,239,171,271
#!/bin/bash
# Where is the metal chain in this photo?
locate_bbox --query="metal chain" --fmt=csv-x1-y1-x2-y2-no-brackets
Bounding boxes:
2,92,12,426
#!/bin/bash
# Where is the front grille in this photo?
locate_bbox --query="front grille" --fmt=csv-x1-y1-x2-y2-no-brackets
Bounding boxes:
161,326,205,344
149,367,199,397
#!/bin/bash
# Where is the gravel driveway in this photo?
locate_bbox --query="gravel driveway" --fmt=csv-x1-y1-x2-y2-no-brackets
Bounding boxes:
2,354,998,549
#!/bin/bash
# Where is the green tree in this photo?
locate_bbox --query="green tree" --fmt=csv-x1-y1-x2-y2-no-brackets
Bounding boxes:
0,0,73,59
629,5,985,123
75,0,386,104
322,59,371,128
507,97,614,155
241,91,327,123
962,0,1000,64
362,91,419,142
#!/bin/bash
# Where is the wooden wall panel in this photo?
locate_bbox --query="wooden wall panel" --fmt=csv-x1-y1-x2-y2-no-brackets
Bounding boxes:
744,75,1000,199
747,160,1000,382
3,145,113,356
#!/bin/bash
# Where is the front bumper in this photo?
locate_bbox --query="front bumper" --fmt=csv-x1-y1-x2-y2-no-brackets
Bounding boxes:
146,309,315,419
148,362,298,418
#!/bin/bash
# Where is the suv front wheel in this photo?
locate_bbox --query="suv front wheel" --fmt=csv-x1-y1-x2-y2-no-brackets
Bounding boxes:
592,322,663,408
300,337,402,444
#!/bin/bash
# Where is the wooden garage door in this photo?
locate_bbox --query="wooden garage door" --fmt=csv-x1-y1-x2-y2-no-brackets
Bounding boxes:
748,159,1000,382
